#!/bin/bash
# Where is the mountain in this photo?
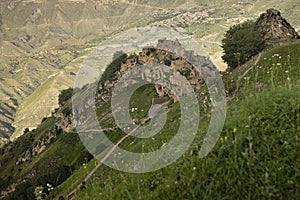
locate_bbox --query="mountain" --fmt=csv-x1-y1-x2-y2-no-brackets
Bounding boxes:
0,3,299,199
0,0,188,140
0,0,300,141
54,38,300,200
0,37,299,199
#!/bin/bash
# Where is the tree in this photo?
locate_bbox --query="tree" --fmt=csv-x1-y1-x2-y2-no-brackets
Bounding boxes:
221,21,265,68
0,177,5,190
8,182,35,200
23,128,30,134
58,88,73,106
100,51,127,85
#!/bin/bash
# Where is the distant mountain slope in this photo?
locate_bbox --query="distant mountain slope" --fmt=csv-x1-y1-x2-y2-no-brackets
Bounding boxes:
0,0,299,140
0,0,188,139
0,47,79,140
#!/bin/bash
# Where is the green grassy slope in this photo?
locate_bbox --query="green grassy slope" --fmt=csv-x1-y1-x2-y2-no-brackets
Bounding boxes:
11,70,74,140
0,101,92,199
54,41,300,199
0,40,299,200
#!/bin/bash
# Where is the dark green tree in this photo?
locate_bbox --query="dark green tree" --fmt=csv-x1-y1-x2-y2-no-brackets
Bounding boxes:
221,21,265,68
8,182,35,200
0,177,5,190
100,51,127,85
58,88,73,106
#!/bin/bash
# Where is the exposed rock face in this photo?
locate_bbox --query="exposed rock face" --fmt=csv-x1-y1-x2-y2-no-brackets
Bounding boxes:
119,47,203,101
15,111,74,165
15,126,62,165
96,39,216,105
256,8,299,40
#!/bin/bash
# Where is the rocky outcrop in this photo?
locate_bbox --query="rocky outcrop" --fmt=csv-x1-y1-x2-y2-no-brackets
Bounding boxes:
97,39,213,105
256,8,299,40
54,111,76,133
15,126,62,165
15,109,75,165
120,47,203,100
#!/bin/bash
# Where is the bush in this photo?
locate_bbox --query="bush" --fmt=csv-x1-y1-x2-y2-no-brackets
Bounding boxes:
61,106,72,117
34,165,73,188
221,21,265,68
0,177,5,190
100,51,127,85
23,128,30,134
58,88,73,106
8,182,35,200
164,59,172,66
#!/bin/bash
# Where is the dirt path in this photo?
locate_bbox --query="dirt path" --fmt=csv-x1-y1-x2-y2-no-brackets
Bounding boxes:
255,52,262,65
66,102,169,198
65,125,140,199
229,52,262,100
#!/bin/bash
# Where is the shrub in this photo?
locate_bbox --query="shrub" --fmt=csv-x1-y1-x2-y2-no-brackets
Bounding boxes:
8,182,35,200
100,51,127,85
61,106,72,117
58,88,73,106
23,128,30,134
164,59,172,66
221,21,265,68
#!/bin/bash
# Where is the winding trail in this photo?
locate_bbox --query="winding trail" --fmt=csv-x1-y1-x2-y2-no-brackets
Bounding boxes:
65,125,140,199
229,52,262,100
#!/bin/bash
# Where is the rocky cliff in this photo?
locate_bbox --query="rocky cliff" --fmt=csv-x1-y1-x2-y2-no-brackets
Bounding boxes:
256,8,299,40
96,39,216,106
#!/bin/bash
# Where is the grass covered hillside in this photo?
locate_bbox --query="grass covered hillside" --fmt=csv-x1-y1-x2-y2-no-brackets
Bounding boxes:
0,95,93,199
0,41,299,199
54,41,299,199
